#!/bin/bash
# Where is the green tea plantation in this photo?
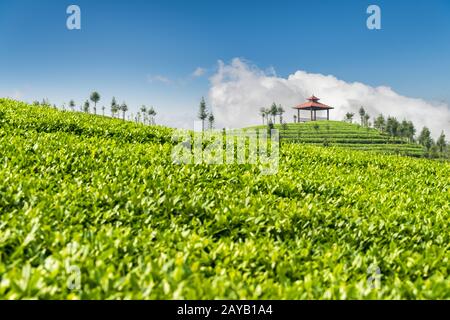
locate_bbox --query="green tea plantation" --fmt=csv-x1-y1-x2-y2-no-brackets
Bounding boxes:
251,121,425,157
0,99,449,299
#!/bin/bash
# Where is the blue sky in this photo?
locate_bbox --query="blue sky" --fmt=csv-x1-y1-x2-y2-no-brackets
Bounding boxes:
1,0,450,126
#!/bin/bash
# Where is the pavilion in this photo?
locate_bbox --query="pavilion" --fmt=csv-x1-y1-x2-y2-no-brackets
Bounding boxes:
293,95,334,122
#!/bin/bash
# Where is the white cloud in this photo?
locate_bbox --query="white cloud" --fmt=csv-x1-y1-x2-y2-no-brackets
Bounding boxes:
147,75,172,84
192,67,206,77
208,58,450,138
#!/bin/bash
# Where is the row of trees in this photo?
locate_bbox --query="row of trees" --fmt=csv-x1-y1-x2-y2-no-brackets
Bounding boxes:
374,115,415,142
417,127,447,157
36,91,158,125
259,103,285,125
345,106,447,157
198,97,215,131
345,107,417,140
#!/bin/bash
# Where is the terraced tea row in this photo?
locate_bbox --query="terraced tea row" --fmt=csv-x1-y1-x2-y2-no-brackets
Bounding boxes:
251,121,424,156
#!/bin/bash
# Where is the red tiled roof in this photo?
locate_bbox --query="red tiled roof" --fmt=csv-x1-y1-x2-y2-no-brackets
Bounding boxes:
293,95,333,110
308,95,320,101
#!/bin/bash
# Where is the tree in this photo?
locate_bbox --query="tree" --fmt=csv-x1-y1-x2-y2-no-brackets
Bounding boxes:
399,120,410,141
418,127,433,151
406,121,416,142
429,144,439,158
90,91,100,115
148,107,156,125
277,105,285,124
140,105,147,124
111,97,118,118
69,100,76,111
436,131,447,154
345,112,354,123
83,100,90,113
270,103,278,124
359,107,366,125
259,107,266,125
153,108,157,124
198,97,208,131
208,112,215,130
386,116,400,137
363,114,370,127
374,114,385,131
120,102,128,120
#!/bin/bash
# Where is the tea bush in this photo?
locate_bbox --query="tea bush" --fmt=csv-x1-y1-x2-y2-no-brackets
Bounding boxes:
0,99,448,299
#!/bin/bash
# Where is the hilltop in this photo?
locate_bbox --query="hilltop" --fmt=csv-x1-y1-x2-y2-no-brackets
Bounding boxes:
250,121,425,157
0,99,449,299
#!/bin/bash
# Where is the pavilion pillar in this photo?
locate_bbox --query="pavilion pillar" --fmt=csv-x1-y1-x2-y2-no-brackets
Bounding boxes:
310,109,313,121
314,110,317,121
297,109,300,123
327,109,329,120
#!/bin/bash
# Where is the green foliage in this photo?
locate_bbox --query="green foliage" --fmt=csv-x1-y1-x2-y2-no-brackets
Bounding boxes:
277,105,285,124
208,112,215,130
386,117,400,137
345,112,355,123
0,99,449,299
83,100,90,113
436,131,447,154
120,103,128,121
90,92,100,105
418,127,433,152
111,97,119,117
359,107,366,125
374,114,386,132
270,103,278,124
69,100,76,111
90,92,101,115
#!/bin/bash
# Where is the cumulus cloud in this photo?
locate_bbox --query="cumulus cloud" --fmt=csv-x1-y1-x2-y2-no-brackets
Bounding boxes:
209,58,450,138
192,67,206,77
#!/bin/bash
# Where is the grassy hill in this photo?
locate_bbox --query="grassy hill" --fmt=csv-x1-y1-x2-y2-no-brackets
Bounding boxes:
250,121,425,157
0,99,449,299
